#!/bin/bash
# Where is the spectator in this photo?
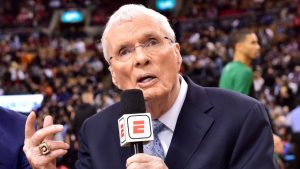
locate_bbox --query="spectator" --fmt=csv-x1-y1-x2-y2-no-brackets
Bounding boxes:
72,91,97,135
219,29,260,96
286,96,300,169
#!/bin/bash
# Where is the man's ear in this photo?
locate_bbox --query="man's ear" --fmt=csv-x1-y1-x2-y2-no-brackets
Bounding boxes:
109,66,120,88
236,42,248,56
235,42,243,52
174,43,182,68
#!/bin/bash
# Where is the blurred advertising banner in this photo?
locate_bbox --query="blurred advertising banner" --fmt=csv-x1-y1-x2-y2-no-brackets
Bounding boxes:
0,94,44,113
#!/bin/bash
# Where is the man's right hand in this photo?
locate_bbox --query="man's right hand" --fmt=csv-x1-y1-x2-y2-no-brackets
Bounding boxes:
23,112,70,169
126,153,168,169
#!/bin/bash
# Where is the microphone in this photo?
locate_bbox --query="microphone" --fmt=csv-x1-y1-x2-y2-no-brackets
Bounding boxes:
118,89,154,154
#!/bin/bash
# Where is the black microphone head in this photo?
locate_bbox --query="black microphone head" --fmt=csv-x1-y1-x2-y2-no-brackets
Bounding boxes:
121,89,146,115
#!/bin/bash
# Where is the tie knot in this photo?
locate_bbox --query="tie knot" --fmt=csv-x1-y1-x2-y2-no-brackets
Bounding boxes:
152,120,165,135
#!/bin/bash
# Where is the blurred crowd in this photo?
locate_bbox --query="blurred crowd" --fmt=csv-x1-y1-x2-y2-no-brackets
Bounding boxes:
1,0,300,168
180,1,300,168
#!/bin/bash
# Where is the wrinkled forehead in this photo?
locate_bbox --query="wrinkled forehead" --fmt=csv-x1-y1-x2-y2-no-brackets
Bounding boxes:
106,15,165,48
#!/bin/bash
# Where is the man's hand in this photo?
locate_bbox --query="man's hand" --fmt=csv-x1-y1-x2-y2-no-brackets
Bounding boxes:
126,153,168,169
23,112,70,169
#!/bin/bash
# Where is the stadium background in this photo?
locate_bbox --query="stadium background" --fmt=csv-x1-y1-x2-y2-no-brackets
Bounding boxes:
0,0,300,168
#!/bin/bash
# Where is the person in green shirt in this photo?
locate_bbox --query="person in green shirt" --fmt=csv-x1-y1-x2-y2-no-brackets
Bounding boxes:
219,29,260,95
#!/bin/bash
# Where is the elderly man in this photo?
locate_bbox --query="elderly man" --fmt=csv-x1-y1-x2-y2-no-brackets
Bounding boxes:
23,4,277,169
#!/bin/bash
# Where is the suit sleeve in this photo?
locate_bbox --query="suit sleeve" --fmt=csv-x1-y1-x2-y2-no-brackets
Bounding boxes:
229,103,278,169
19,114,31,169
75,121,93,169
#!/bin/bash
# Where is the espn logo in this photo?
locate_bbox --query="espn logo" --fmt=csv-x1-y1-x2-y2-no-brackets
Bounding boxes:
118,113,154,147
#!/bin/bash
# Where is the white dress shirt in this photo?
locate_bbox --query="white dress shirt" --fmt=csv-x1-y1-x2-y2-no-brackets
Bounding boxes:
157,76,188,156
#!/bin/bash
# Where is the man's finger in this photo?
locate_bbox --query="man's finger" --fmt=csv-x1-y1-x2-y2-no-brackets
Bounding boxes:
47,149,68,159
30,124,64,146
43,140,70,151
43,115,54,140
25,111,36,139
31,149,68,168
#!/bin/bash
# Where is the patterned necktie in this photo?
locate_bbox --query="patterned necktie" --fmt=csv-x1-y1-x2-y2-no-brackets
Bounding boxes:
144,120,165,160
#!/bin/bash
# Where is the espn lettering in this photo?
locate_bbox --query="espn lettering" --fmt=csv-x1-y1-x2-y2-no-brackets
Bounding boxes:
118,118,126,144
120,124,125,136
118,113,154,147
133,120,144,134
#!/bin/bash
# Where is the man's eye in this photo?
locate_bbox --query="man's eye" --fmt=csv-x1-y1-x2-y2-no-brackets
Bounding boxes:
144,38,159,47
119,48,132,56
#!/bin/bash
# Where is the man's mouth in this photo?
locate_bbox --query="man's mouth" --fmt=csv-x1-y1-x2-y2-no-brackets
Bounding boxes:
137,75,156,83
137,74,158,87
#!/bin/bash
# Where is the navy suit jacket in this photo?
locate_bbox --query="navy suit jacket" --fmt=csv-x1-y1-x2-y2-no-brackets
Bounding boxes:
0,107,30,169
76,77,277,169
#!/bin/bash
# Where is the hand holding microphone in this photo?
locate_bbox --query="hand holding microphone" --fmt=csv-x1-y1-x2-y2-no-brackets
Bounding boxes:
118,89,168,169
126,153,168,169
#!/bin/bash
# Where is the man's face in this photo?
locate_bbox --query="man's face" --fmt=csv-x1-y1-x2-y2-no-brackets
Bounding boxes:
106,15,182,102
238,33,260,60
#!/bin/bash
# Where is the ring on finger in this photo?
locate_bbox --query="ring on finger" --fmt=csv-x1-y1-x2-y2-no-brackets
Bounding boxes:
38,141,51,155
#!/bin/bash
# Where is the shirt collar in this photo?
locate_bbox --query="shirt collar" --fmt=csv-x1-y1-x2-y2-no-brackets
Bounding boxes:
159,75,188,132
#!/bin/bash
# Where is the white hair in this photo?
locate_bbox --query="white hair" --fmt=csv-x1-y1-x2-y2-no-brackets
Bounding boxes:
101,4,175,63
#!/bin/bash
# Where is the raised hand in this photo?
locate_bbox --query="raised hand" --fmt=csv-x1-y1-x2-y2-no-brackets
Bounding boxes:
23,112,70,169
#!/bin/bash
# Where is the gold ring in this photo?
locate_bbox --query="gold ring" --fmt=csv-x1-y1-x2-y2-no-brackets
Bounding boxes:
39,141,51,155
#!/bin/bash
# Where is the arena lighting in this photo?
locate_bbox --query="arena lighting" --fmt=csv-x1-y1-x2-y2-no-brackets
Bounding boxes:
0,94,44,113
60,10,84,23
156,0,176,11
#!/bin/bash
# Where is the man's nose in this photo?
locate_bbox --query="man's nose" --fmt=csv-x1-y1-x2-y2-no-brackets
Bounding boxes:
133,47,150,67
257,45,261,52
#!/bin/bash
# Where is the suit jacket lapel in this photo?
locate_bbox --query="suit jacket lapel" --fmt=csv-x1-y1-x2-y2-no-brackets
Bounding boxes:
115,131,131,169
120,146,131,168
165,77,214,169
